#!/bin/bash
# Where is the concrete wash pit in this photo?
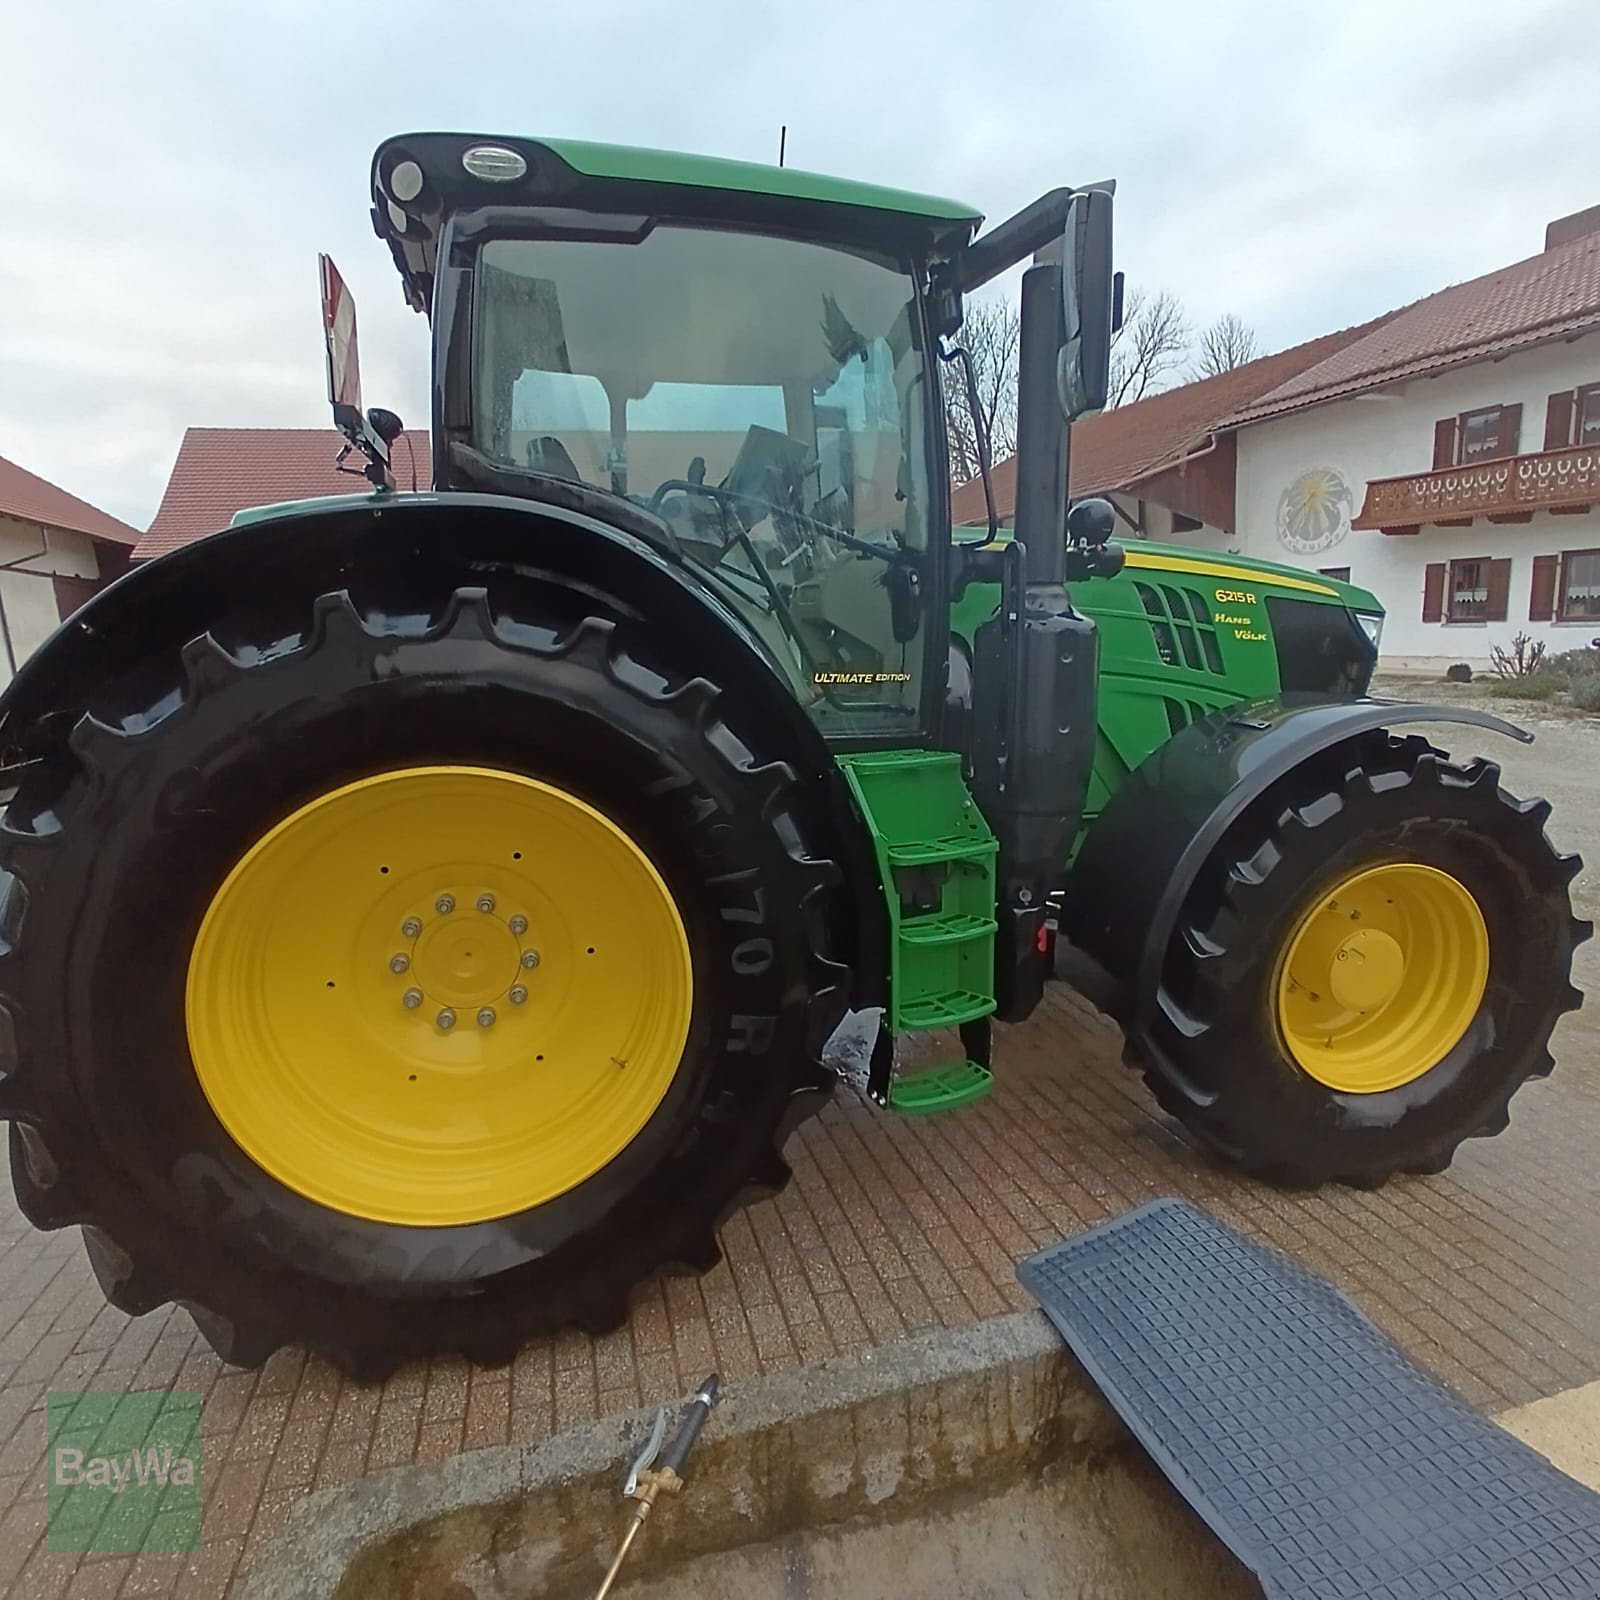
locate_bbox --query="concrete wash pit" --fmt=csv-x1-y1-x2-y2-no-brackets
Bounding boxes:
242,1312,1258,1600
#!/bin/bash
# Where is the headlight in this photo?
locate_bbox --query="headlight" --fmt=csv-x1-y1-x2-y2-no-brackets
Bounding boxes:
462,144,527,182
1354,611,1383,651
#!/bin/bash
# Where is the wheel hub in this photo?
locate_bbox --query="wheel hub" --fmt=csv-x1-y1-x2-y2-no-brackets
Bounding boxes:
404,898,528,1016
186,766,694,1226
1327,927,1405,1013
1275,861,1489,1095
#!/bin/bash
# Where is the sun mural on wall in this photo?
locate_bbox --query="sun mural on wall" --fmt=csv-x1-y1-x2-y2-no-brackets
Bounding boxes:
1277,467,1354,555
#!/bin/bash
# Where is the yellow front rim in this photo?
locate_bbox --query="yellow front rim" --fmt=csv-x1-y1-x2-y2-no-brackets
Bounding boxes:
1275,862,1489,1094
186,766,694,1226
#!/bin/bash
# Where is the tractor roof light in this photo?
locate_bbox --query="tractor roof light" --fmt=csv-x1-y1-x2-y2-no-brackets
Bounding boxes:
388,159,424,202
462,144,527,182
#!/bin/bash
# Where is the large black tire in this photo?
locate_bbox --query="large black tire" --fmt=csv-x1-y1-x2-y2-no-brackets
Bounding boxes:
0,579,847,1377
1128,736,1587,1186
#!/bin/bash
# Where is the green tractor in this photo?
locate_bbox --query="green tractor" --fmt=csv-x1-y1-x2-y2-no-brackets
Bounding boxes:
0,135,1583,1376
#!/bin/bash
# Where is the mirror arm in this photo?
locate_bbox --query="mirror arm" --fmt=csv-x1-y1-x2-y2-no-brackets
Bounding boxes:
960,189,1073,293
959,180,1115,293
331,406,395,492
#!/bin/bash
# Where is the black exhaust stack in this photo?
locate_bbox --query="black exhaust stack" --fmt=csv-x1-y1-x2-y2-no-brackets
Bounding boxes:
967,193,1113,1022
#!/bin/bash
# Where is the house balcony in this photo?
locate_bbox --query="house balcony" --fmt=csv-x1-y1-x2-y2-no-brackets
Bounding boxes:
1352,443,1600,534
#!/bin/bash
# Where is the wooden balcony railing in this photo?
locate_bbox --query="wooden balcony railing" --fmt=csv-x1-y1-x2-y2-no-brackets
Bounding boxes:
1352,442,1600,531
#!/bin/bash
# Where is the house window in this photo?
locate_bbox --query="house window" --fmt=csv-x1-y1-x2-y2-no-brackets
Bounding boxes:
1579,386,1600,446
1543,385,1600,450
1559,549,1600,620
1448,559,1489,620
1458,406,1520,463
1433,405,1522,468
1424,557,1509,623
1318,566,1351,581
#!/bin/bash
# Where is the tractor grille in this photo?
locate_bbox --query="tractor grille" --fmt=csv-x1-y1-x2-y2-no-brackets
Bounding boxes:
1161,696,1226,736
1135,582,1225,675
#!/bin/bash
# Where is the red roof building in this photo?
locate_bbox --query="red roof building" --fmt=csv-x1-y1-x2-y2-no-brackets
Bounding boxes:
137,428,432,561
949,317,1393,533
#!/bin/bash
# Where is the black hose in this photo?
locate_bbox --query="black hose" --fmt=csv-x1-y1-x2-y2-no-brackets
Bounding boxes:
659,1374,719,1476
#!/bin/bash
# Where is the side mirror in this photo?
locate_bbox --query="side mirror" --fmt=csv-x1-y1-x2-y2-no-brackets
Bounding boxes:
319,253,365,440
1057,189,1115,422
319,253,396,486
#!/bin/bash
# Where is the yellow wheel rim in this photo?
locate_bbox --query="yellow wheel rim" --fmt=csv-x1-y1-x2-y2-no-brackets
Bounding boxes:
1275,862,1488,1094
186,766,693,1226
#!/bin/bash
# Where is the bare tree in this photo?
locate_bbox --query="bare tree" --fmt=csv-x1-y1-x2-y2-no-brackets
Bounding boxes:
944,298,1022,484
1106,288,1190,408
1191,313,1260,380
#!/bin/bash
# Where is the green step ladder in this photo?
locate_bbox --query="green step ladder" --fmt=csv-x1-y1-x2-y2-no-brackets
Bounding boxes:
837,750,998,1114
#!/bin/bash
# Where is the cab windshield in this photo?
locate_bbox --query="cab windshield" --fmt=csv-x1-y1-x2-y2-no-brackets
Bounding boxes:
473,226,935,736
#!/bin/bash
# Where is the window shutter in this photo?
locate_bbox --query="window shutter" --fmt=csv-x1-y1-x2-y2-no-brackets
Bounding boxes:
1545,391,1575,451
1432,418,1456,470
1422,562,1446,623
1494,403,1523,459
1529,554,1560,621
1484,557,1512,622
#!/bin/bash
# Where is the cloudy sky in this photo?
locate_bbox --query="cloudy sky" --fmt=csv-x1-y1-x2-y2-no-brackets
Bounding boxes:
2,0,1596,529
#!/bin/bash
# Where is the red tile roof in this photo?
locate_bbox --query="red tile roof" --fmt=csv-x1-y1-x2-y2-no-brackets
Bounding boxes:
950,317,1390,525
135,428,433,560
0,455,141,546
1228,228,1600,426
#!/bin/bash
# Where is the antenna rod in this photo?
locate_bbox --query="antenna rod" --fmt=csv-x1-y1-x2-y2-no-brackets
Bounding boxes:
778,125,787,168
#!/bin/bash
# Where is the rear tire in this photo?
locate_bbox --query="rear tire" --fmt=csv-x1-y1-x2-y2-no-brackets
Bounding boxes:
1127,738,1587,1186
0,581,847,1376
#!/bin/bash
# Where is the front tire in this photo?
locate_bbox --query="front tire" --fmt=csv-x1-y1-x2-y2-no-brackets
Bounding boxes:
1129,738,1587,1185
0,581,847,1376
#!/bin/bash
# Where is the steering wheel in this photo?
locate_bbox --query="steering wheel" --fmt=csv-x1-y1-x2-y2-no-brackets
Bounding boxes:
650,474,739,537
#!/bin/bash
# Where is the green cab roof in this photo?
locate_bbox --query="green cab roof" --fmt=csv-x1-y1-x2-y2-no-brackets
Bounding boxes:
370,132,982,313
541,137,981,225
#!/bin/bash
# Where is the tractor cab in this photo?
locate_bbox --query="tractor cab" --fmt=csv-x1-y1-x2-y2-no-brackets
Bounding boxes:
360,133,1116,745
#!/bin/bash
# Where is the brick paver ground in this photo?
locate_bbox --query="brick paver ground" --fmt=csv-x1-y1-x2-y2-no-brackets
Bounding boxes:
1,979,1595,1598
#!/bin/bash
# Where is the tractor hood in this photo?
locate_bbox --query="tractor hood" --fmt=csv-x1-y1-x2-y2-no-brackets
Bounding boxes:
1126,540,1382,615
369,132,983,315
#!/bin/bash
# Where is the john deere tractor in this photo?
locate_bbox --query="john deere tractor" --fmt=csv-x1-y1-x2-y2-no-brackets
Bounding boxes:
0,135,1583,1375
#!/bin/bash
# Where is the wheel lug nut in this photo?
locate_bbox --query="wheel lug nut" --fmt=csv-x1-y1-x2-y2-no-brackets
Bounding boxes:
401,917,422,939
476,893,496,914
477,1007,496,1028
402,987,423,1009
521,949,541,969
436,893,456,915
508,985,528,1005
437,1008,456,1030
389,953,410,974
508,915,528,936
